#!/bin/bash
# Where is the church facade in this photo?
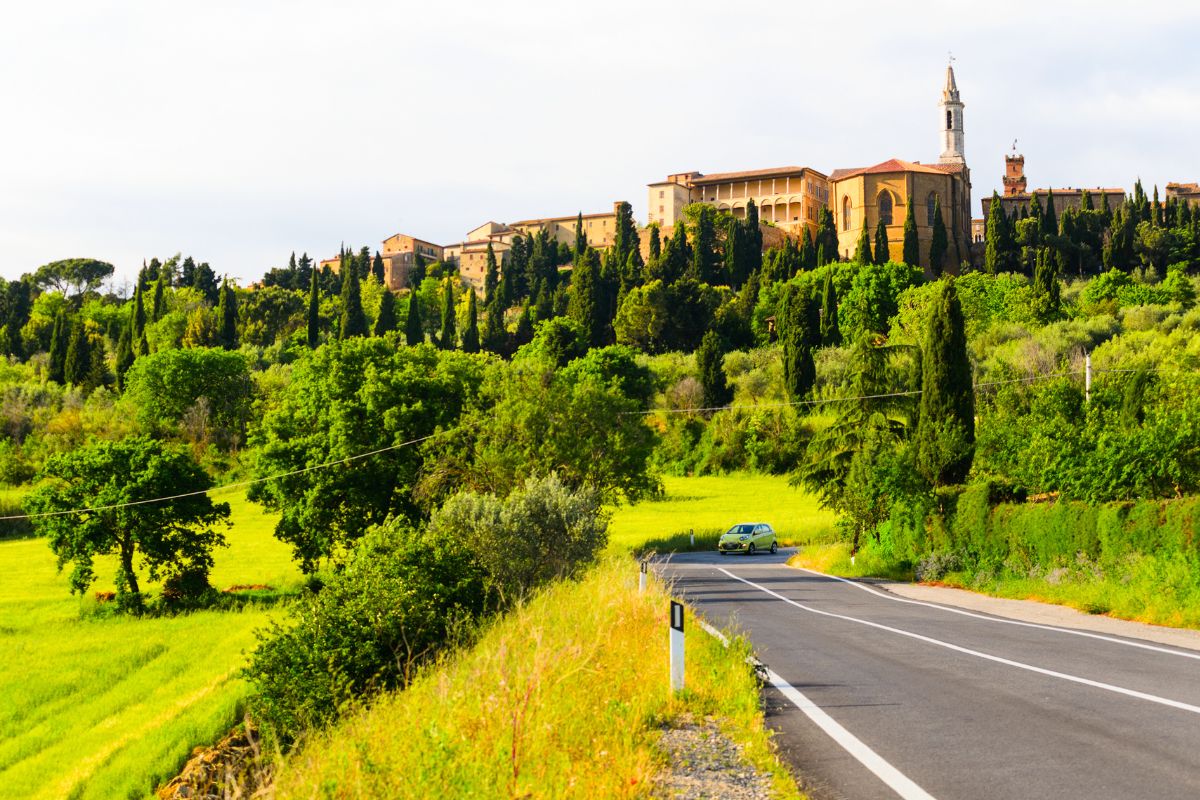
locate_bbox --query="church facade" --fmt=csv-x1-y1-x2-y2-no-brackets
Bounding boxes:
828,65,973,274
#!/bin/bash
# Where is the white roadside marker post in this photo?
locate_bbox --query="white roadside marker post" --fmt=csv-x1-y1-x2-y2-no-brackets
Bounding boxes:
639,559,647,593
690,529,695,547
670,600,685,693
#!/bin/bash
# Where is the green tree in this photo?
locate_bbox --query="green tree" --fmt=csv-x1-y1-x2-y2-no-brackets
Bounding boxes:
1042,189,1058,237
405,290,423,345
115,326,134,391
985,192,1015,274
482,297,507,355
48,310,69,383
820,270,841,345
374,289,397,336
696,329,732,411
63,318,91,387
573,212,587,257
307,265,320,348
371,251,385,282
461,288,480,353
687,204,719,283
568,248,604,348
902,199,920,266
745,199,763,262
217,281,238,349
32,258,114,302
483,243,499,305
1031,248,1062,323
914,278,975,486
131,282,149,356
249,341,488,570
780,283,817,401
124,347,253,446
339,266,368,339
929,196,948,278
438,280,457,349
24,436,230,612
873,217,889,265
853,220,872,264
817,206,838,264
647,224,662,262
150,270,166,322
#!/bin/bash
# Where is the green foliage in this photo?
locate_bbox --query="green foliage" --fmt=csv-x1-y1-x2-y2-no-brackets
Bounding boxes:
373,288,397,336
216,282,239,350
339,268,368,340
123,347,252,445
853,221,872,265
779,283,816,401
245,522,489,741
438,279,457,349
428,473,608,602
460,287,480,353
902,199,919,267
249,339,488,570
914,279,975,486
1031,248,1062,322
696,330,732,410
405,289,422,345
568,248,604,347
840,260,924,339
873,217,889,265
820,271,841,345
32,258,114,300
24,436,230,610
929,196,948,277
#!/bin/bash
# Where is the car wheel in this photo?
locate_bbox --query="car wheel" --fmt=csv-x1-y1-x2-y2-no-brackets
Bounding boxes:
748,543,756,555
770,541,778,554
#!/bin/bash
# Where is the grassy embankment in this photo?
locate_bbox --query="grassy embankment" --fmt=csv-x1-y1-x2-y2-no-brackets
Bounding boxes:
0,491,299,800
272,556,805,800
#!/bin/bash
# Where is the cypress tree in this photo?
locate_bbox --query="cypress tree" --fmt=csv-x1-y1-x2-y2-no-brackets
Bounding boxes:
483,243,499,305
1043,189,1058,236
339,264,367,339
929,196,948,278
405,290,423,345
1080,189,1094,211
130,283,148,356
648,224,661,262
662,222,689,283
696,330,732,411
372,251,385,283
438,280,456,349
374,290,397,335
853,220,872,264
984,193,1009,274
574,212,587,257
568,248,603,348
307,266,320,348
513,305,534,349
902,200,919,266
798,228,816,270
461,288,480,353
115,326,133,391
1031,248,1062,323
217,281,238,349
150,270,166,322
745,199,763,262
820,271,841,345
482,297,506,354
873,217,889,265
780,284,816,401
817,206,838,262
64,319,91,386
48,310,68,383
816,243,827,268
914,278,975,486
688,205,718,283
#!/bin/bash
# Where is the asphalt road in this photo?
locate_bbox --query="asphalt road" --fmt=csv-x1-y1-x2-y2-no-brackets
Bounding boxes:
657,549,1200,800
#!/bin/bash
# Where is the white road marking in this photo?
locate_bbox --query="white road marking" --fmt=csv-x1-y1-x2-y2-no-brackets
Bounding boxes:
718,567,1200,716
696,618,938,800
790,564,1200,662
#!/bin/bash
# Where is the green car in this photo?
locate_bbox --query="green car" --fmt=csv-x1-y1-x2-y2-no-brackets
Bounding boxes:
718,522,778,555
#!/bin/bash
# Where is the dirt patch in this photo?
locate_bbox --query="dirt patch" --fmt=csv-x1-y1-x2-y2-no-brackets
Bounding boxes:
223,584,274,593
157,724,273,800
654,713,772,800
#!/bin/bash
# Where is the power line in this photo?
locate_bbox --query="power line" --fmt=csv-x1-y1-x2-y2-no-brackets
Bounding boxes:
0,426,469,523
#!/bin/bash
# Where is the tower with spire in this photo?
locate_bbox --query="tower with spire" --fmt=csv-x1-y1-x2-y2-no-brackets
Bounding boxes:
939,61,965,165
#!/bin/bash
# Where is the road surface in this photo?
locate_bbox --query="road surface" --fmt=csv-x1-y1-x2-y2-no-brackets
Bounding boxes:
657,549,1200,800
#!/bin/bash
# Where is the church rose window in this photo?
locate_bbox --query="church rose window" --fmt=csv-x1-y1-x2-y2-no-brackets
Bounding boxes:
878,192,893,226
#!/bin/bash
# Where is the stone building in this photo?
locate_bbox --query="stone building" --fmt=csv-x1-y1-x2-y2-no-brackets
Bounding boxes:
647,166,830,238
827,65,973,274
321,235,444,292
1166,182,1200,207
981,151,1124,220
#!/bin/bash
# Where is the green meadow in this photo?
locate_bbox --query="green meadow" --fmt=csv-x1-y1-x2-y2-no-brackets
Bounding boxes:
0,490,298,800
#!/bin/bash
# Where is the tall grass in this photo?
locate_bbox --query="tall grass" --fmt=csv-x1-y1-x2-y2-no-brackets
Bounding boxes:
272,557,803,799
0,490,298,799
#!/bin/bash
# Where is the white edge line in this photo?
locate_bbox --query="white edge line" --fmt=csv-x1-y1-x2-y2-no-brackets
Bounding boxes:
790,564,1200,662
718,567,1200,716
694,617,938,800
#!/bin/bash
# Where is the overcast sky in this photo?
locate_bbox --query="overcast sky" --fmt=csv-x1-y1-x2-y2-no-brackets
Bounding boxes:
2,1,1198,285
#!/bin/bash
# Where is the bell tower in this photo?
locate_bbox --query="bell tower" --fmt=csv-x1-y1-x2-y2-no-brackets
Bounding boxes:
938,62,965,165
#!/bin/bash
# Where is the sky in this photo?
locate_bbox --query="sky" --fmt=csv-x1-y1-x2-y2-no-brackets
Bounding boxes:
1,0,1198,287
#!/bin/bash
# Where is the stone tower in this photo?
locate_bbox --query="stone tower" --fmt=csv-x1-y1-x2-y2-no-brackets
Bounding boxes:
938,63,965,165
1003,150,1027,196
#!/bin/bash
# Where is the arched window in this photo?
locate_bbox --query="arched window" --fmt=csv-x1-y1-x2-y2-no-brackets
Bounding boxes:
927,192,939,227
842,196,851,231
946,109,953,130
878,191,893,226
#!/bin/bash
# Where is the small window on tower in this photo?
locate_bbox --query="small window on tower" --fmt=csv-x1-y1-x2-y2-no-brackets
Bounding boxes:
946,110,953,130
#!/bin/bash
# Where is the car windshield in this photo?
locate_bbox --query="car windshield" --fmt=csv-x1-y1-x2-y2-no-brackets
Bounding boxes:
726,524,755,536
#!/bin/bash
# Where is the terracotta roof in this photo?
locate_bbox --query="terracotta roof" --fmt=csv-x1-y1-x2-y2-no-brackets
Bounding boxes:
997,188,1125,198
509,211,614,226
690,165,827,184
829,158,958,182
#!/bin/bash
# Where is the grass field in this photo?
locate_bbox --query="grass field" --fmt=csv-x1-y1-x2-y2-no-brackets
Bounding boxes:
608,473,836,553
272,556,804,799
0,490,298,800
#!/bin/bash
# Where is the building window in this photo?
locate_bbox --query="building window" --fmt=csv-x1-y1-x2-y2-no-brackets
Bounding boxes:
946,109,953,130
658,205,663,214
878,191,893,226
842,196,851,231
927,192,938,226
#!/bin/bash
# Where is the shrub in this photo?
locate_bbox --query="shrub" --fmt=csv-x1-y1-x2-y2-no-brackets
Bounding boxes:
427,474,609,602
245,522,490,743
